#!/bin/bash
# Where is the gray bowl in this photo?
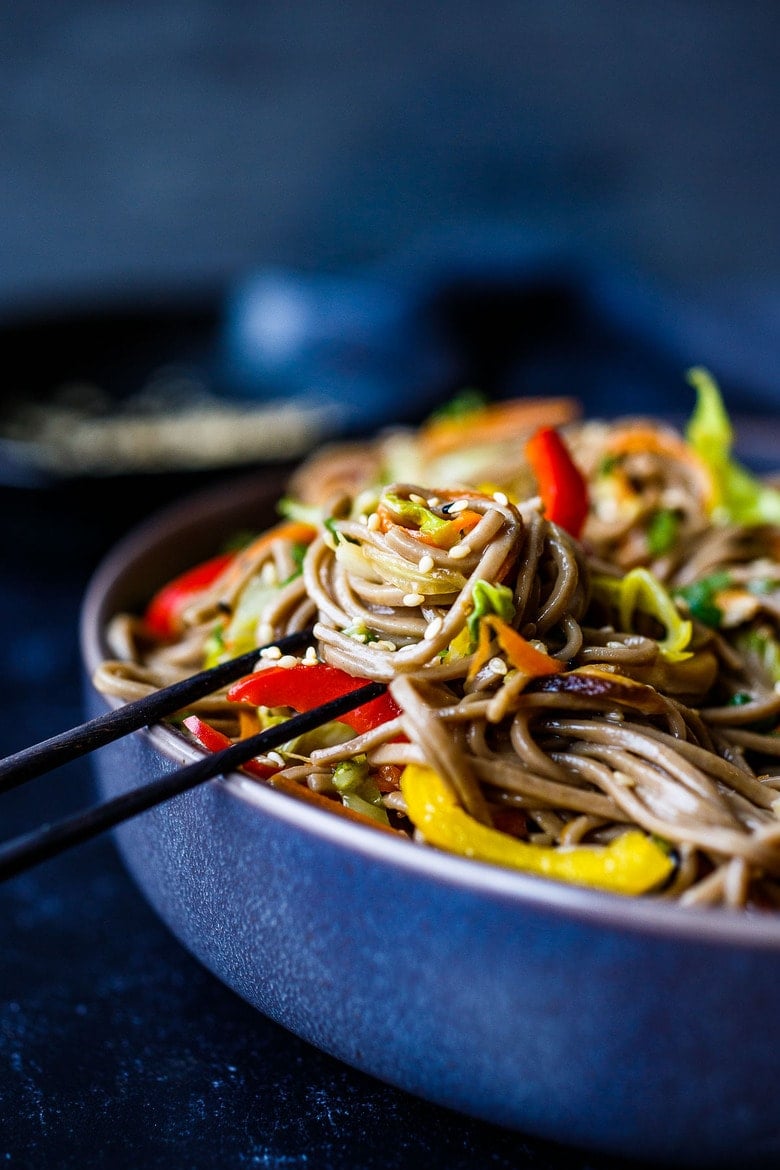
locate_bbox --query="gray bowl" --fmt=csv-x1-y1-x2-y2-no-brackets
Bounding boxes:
80,468,780,1168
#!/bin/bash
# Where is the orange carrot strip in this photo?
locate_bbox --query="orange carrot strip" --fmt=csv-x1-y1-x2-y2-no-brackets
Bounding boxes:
419,396,580,459
486,616,565,676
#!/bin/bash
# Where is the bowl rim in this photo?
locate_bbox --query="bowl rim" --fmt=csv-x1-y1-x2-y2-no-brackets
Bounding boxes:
79,467,780,953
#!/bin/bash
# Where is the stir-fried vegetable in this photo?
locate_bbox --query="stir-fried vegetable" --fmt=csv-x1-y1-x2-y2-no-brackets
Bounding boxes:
686,367,780,525
377,490,483,549
145,552,235,639
591,568,693,661
227,662,401,735
400,764,674,895
524,425,589,538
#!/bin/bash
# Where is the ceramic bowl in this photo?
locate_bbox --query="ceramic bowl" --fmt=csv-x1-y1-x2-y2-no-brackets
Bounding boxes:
79,468,780,1168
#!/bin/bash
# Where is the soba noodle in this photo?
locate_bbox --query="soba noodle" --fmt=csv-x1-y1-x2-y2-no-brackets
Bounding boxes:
93,371,780,909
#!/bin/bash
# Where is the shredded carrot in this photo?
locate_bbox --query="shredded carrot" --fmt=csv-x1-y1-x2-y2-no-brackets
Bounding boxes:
419,396,580,459
214,519,318,592
269,772,402,833
376,489,486,550
466,615,564,683
602,425,717,510
466,618,495,682
486,616,565,677
238,708,263,739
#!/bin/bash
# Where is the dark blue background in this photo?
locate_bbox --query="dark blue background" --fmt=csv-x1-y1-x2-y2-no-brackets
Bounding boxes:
1,5,778,1167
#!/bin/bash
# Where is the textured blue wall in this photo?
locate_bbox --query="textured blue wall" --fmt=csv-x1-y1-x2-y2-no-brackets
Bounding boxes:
1,2,778,313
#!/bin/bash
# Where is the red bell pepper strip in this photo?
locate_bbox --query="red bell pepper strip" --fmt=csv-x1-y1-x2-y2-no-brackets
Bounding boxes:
144,520,318,642
182,714,277,778
183,715,401,833
524,425,589,539
145,553,235,640
227,662,401,736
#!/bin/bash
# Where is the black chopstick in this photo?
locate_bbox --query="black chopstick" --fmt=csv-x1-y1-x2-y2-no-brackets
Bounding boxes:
0,679,387,882
0,628,315,794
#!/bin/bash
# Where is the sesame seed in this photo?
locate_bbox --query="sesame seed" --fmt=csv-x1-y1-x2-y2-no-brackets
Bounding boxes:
403,592,425,607
424,616,443,640
488,657,508,675
417,554,435,573
303,647,319,664
259,645,282,660
266,751,285,768
278,654,299,668
492,490,509,506
374,640,397,652
448,498,469,513
427,496,440,508
409,493,426,505
367,512,380,531
448,542,472,560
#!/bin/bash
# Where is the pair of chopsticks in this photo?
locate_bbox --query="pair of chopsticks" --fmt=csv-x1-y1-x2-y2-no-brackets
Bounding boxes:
0,628,386,883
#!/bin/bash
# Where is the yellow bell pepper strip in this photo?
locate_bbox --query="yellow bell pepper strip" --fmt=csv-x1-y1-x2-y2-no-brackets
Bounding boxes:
524,425,589,538
400,763,674,896
590,567,693,662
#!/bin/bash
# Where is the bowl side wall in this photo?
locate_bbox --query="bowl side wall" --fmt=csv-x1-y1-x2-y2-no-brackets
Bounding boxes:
80,468,780,1165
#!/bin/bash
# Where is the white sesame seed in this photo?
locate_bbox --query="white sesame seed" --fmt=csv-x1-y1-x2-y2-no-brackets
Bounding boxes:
403,592,425,607
417,553,435,573
424,616,443,640
374,640,397,652
427,496,440,508
278,654,299,669
367,512,381,531
303,647,319,664
266,751,286,768
258,623,275,645
409,493,427,505
488,656,508,675
448,498,469,513
259,645,282,660
448,542,472,560
492,490,509,506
